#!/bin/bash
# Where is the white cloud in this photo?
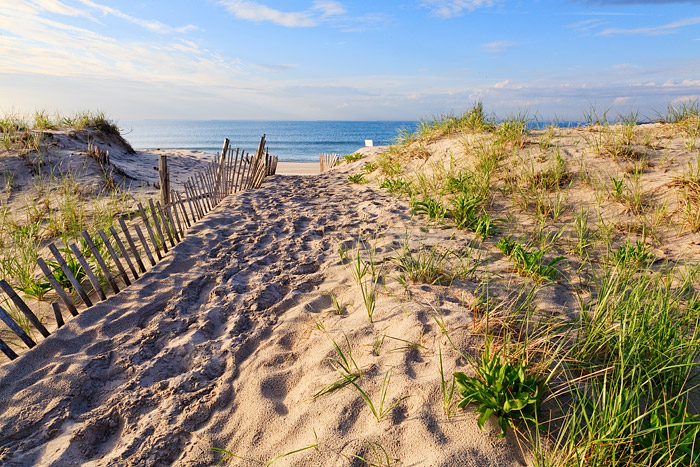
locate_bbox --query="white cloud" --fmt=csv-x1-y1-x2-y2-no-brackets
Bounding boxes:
312,1,346,17
598,16,700,36
481,40,516,53
421,0,496,18
32,0,91,17
0,4,239,88
219,1,318,27
77,0,197,33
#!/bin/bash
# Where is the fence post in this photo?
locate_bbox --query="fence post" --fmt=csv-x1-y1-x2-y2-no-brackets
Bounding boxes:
159,154,170,206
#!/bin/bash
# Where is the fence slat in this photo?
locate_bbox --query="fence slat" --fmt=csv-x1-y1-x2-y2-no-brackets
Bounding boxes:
110,225,139,279
188,180,204,218
98,229,130,287
0,304,36,348
0,336,18,360
134,224,156,267
81,231,120,295
52,302,64,328
175,190,192,228
117,219,146,274
166,202,182,243
197,174,211,212
0,279,50,338
231,151,242,193
48,243,93,307
148,199,168,254
66,243,106,302
138,202,162,261
159,154,170,206
156,200,176,247
204,168,215,207
37,258,78,317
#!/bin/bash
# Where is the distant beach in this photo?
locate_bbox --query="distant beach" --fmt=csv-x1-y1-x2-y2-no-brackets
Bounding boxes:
118,120,418,163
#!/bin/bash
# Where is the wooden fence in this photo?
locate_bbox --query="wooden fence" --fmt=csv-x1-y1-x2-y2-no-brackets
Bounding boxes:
319,153,340,172
0,136,278,361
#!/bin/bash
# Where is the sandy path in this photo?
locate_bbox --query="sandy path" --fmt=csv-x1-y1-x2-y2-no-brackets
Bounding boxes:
0,166,523,466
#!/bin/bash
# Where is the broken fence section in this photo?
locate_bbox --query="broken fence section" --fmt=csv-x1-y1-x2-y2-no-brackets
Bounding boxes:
0,136,278,361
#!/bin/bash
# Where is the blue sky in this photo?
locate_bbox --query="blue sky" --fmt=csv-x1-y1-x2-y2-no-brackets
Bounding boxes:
0,0,698,121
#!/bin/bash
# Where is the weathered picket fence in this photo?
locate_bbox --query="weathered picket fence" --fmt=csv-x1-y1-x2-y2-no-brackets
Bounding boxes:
0,136,277,361
319,153,340,172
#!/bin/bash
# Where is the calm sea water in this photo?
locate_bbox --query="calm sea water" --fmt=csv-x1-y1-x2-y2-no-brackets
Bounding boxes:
118,120,419,163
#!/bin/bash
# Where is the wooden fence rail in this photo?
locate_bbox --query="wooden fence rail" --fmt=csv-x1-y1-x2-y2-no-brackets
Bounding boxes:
0,136,278,361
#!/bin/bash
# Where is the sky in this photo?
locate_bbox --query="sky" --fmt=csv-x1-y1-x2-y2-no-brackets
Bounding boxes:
0,0,699,121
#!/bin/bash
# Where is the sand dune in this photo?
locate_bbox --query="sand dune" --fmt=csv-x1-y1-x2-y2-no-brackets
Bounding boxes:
0,159,522,466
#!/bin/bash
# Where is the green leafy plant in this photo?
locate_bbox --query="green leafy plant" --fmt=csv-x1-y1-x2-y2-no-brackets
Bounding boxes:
343,152,363,163
379,177,410,196
348,173,367,184
610,177,625,199
449,194,493,239
362,162,378,174
411,198,446,220
496,237,565,282
454,339,545,438
637,400,700,466
611,239,654,266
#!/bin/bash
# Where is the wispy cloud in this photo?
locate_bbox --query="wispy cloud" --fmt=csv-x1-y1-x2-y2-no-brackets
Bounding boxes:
598,16,700,35
312,1,346,17
77,0,198,33
218,0,349,27
0,2,240,88
481,40,516,53
582,1,700,4
251,63,297,73
420,0,497,18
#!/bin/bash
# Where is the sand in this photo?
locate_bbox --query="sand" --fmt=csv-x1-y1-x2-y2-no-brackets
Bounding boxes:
1,122,699,466
0,165,523,467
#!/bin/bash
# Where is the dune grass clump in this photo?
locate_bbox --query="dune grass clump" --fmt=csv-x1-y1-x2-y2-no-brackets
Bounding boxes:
496,237,565,282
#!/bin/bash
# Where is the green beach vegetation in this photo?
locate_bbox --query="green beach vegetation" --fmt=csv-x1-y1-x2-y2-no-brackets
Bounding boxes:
0,110,143,346
333,101,700,465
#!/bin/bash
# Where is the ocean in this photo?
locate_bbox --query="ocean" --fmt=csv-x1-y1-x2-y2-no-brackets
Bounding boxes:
118,120,419,163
